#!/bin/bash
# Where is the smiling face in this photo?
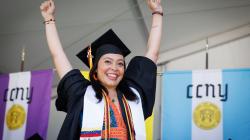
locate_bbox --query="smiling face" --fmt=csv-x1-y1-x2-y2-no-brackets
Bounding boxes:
96,53,125,89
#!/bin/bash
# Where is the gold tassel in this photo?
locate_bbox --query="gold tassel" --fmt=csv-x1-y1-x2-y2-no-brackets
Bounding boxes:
87,46,93,69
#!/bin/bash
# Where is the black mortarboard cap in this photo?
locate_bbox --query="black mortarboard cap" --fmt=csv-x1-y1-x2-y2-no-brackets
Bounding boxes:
76,29,131,69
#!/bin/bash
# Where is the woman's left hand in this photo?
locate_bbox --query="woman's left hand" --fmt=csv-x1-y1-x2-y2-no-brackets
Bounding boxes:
147,0,163,13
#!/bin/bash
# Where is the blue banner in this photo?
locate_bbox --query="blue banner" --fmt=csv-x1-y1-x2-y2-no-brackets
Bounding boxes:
162,69,250,140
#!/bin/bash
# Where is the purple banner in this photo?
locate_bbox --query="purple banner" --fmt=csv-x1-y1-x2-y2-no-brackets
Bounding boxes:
0,74,9,140
25,69,53,140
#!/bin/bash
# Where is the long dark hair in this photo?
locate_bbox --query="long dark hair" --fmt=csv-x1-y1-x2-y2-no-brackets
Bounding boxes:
89,59,138,102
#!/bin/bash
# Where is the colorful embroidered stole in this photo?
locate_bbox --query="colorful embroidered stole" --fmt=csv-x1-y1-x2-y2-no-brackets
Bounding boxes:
122,95,135,140
80,85,146,140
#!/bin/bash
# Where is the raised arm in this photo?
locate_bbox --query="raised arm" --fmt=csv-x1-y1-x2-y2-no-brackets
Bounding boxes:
145,0,163,63
40,0,72,78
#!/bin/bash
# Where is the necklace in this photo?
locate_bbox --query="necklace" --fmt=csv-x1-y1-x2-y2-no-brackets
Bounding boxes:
111,99,115,103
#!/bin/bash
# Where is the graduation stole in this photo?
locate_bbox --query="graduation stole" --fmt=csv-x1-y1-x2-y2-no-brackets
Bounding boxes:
80,85,146,140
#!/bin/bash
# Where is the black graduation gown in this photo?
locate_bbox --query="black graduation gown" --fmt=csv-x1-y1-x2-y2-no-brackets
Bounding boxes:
56,56,157,140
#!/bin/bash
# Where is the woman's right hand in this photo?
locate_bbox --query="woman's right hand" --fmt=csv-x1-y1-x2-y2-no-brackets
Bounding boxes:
40,0,55,21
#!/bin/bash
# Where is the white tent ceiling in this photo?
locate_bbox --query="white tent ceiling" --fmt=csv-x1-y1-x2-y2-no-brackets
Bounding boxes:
0,0,250,74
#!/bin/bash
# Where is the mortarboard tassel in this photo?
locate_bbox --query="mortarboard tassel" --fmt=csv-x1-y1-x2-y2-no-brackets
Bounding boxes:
87,46,93,69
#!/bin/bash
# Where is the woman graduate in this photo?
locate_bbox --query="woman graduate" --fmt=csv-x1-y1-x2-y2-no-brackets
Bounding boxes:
40,0,163,139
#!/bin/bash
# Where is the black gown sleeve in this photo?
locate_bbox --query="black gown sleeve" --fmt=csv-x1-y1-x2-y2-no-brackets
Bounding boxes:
125,56,157,119
56,69,90,112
